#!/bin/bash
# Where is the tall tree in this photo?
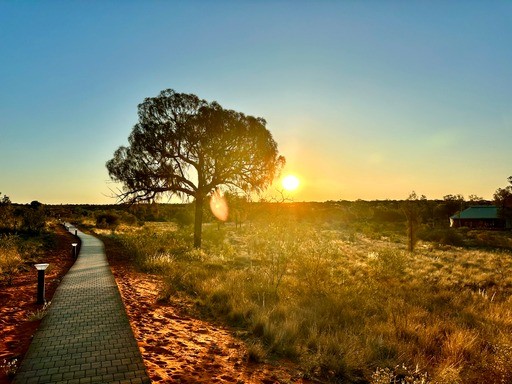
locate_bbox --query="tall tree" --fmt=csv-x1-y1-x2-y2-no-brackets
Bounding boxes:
0,192,13,231
106,89,285,247
435,194,465,221
494,176,512,219
401,191,426,252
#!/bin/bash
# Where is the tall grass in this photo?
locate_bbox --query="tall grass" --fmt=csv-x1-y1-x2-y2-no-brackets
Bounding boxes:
106,220,512,383
0,235,23,285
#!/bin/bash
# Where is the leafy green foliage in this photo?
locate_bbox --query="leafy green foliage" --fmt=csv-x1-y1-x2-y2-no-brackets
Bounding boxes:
494,176,512,219
22,202,46,233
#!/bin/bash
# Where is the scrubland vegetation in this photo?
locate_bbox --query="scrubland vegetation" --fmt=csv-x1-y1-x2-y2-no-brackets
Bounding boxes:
78,200,512,384
3,188,511,383
0,198,56,286
2,195,509,383
0,231,62,288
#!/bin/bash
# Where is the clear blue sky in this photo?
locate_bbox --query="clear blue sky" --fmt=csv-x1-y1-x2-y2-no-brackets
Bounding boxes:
1,1,511,204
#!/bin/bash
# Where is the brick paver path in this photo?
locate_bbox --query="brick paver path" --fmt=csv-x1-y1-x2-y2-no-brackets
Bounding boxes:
14,224,150,384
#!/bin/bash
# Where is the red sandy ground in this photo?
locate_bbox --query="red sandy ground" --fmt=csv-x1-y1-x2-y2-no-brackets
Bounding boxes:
0,225,77,384
105,237,315,384
0,228,314,384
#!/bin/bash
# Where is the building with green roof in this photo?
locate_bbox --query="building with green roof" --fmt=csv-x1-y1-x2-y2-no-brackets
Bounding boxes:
450,205,511,229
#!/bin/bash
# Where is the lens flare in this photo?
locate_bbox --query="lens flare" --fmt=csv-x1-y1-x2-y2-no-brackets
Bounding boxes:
209,189,229,221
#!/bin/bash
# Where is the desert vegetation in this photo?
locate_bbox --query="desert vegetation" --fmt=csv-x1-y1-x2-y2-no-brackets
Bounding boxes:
0,196,47,236
2,195,512,383
0,204,78,383
83,200,512,384
0,197,55,286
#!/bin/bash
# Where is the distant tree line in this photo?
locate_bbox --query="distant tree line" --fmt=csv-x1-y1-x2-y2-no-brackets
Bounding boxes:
40,193,491,229
6,175,511,245
0,194,47,234
493,176,512,219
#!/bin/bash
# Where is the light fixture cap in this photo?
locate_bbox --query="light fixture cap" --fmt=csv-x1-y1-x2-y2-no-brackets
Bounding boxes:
35,263,49,271
72,243,78,247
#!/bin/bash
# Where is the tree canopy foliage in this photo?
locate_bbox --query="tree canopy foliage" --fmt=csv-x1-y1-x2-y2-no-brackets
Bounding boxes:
0,195,46,234
494,176,512,218
107,89,284,247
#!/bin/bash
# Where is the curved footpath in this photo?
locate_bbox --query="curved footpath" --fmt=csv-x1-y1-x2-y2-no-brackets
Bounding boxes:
14,224,150,384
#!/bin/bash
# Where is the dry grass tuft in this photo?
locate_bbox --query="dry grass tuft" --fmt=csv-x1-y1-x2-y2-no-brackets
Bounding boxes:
104,220,512,383
0,235,23,285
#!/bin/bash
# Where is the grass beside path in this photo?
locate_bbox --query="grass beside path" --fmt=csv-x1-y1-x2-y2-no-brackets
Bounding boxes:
0,223,77,383
99,221,512,384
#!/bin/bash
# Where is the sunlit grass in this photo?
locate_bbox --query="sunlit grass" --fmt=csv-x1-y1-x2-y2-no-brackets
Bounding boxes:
104,220,512,383
0,236,23,285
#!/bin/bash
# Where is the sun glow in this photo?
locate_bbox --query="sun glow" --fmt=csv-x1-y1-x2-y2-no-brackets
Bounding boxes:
282,175,300,191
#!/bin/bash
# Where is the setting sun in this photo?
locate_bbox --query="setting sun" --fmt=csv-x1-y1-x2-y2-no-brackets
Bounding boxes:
282,175,300,191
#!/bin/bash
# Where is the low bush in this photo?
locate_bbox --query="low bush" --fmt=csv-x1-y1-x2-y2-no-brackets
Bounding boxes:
22,204,46,233
418,227,465,246
95,210,138,230
96,212,120,229
466,230,512,249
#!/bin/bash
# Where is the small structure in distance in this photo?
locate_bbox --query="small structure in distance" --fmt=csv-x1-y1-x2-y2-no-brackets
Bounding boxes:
450,205,511,229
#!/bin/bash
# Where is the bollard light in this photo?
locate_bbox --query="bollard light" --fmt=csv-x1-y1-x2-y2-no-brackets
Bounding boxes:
72,243,78,258
35,263,49,304
74,229,77,236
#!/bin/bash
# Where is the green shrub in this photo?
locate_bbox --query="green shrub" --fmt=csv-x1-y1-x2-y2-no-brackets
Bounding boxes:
96,212,120,229
21,204,47,233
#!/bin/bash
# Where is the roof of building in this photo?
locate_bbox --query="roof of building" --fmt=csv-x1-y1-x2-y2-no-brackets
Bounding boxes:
450,205,500,220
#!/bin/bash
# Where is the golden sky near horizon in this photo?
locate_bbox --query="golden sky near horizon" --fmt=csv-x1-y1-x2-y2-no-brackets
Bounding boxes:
1,2,511,204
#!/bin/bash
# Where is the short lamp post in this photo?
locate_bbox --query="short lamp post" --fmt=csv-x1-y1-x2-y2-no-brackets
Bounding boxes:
72,243,78,259
35,263,49,304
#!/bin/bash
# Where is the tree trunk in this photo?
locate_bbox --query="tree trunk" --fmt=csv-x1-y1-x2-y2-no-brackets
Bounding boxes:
193,193,204,248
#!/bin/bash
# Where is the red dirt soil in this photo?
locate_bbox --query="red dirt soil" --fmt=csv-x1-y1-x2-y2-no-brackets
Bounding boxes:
105,237,314,384
0,225,77,384
0,228,314,384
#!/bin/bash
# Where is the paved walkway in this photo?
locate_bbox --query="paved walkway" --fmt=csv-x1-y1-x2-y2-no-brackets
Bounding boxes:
14,224,150,384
